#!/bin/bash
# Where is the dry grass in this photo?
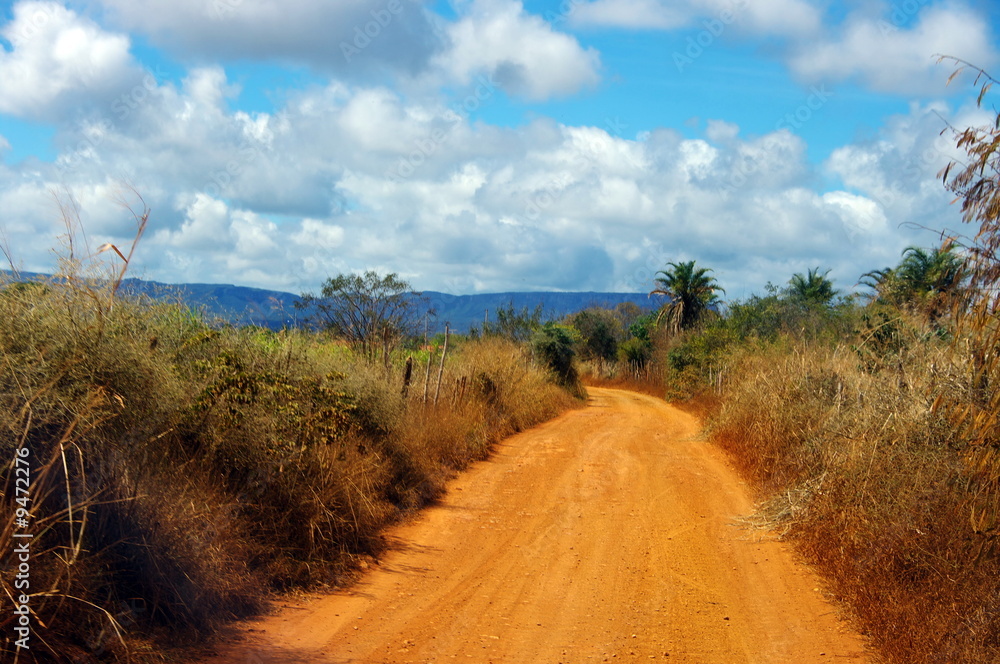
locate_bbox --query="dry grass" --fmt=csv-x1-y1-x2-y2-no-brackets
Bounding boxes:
0,273,578,661
709,322,1000,664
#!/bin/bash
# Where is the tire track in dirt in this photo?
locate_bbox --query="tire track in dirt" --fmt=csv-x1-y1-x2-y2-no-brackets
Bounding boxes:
198,387,870,664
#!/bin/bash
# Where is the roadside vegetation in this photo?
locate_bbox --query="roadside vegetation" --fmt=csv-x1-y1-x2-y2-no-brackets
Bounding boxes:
0,218,578,660
608,60,1000,664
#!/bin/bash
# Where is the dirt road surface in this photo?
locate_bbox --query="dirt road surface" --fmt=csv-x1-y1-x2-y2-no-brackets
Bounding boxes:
200,388,870,664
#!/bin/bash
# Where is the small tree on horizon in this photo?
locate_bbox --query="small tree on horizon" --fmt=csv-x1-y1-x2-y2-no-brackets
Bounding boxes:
297,270,426,363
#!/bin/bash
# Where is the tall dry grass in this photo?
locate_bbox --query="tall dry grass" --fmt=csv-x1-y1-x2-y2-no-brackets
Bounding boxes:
0,268,577,661
709,316,1000,664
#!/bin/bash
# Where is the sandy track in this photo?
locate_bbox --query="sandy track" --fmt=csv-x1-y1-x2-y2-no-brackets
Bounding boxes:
200,388,870,664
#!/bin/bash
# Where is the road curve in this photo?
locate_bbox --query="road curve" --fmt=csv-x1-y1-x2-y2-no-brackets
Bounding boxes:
199,387,870,664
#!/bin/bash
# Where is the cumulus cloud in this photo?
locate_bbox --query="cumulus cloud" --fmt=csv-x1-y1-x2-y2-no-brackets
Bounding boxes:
705,119,739,142
0,61,969,296
93,0,441,78
572,0,996,97
824,99,992,258
90,0,601,100
788,4,999,95
146,195,350,290
432,0,601,100
0,1,142,121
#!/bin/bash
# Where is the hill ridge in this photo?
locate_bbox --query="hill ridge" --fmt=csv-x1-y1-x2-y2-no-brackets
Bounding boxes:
3,272,656,333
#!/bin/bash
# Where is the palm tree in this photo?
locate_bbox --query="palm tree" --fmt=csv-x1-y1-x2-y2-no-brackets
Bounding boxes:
649,260,725,333
861,243,966,319
787,268,837,305
858,267,894,296
898,245,964,294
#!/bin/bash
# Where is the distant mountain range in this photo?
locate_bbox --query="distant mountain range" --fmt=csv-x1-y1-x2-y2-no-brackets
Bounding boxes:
5,273,657,334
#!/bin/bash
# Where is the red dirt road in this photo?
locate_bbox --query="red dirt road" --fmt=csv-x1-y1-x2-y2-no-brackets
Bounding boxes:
200,388,870,664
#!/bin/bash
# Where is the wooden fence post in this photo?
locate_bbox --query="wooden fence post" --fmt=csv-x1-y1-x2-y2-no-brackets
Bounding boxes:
423,348,433,404
434,323,450,405
401,356,413,398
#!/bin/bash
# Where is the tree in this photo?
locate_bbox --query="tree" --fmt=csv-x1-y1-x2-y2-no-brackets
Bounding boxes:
786,267,837,305
297,271,425,362
474,302,544,342
617,337,652,371
570,308,622,362
649,260,725,333
531,322,581,390
860,244,965,320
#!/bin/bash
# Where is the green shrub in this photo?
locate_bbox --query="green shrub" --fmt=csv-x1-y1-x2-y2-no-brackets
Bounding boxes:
617,337,652,369
531,322,581,391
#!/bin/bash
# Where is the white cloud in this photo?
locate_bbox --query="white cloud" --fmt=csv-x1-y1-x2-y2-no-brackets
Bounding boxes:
705,119,739,142
788,4,998,94
821,191,891,248
432,0,601,100
158,194,232,250
148,196,349,290
293,219,345,250
573,1,997,97
91,0,601,101
93,0,441,78
0,63,970,296
0,1,142,120
825,101,967,219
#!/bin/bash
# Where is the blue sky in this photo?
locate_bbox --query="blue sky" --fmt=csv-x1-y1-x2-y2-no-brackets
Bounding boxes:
0,0,997,296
